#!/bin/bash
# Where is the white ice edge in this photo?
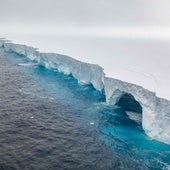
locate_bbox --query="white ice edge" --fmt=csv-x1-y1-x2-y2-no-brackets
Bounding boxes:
0,39,169,145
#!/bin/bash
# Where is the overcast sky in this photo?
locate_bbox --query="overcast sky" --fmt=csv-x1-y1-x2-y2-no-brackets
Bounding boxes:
1,0,170,37
1,0,170,99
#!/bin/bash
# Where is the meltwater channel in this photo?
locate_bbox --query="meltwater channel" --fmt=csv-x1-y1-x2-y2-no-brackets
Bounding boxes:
0,47,170,170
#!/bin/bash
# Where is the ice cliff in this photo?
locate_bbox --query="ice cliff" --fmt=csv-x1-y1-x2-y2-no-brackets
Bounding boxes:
0,39,169,145
104,78,170,144
0,38,5,47
39,53,104,92
4,42,39,61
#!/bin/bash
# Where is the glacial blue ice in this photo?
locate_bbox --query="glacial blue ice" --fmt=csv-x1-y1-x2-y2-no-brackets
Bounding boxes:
0,39,170,145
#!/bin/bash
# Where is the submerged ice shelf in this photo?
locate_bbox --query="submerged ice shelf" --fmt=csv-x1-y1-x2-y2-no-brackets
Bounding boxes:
0,39,170,145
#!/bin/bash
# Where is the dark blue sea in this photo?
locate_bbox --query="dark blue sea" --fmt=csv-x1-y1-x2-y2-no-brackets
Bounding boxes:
0,47,169,170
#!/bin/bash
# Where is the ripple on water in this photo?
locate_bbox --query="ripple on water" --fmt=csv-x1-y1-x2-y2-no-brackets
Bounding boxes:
0,49,128,170
0,48,169,170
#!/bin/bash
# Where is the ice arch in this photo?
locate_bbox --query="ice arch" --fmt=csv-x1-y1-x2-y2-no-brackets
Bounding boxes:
115,92,142,114
104,77,170,144
0,39,169,145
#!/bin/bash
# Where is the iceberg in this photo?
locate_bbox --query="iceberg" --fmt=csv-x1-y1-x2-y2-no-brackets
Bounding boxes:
3,42,104,92
1,40,170,145
104,77,170,144
4,42,40,61
39,53,105,92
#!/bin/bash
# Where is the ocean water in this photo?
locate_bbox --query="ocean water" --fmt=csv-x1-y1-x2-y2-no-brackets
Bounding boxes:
0,47,170,170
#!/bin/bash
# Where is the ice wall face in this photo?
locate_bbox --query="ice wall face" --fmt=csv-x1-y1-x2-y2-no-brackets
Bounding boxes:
0,41,3,47
25,46,40,61
1,40,170,145
3,42,104,92
4,43,26,56
0,39,5,47
4,43,39,61
104,77,170,144
39,53,105,92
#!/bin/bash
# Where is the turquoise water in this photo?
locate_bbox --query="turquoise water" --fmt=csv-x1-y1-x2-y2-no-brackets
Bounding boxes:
1,48,170,169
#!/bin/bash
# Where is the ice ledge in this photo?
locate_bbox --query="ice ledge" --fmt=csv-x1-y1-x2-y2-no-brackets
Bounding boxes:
0,39,169,145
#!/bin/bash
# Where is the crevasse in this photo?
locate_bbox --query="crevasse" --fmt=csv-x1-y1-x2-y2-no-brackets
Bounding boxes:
1,39,170,145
